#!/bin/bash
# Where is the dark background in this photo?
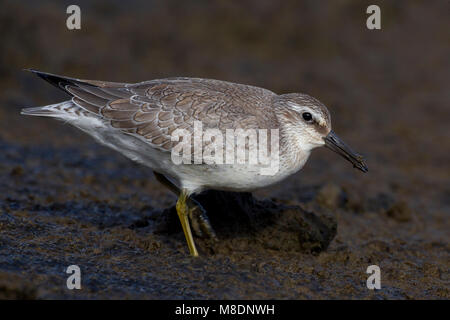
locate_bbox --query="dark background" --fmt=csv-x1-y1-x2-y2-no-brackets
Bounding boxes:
0,0,448,299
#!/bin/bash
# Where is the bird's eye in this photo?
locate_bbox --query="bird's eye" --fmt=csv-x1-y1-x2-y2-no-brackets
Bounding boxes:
302,112,313,122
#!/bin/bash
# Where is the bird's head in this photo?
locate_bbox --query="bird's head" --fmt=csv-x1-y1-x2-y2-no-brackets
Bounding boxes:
275,93,368,172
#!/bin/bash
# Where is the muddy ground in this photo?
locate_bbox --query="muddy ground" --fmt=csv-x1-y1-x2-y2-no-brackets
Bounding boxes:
0,1,448,299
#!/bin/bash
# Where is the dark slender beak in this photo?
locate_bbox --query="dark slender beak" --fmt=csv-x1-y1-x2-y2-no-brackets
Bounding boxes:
324,130,368,173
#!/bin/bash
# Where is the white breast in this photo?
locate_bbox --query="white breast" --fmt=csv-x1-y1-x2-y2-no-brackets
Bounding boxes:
67,111,310,195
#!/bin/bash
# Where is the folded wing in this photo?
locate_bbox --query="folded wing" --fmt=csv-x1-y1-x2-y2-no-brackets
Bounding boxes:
28,70,277,152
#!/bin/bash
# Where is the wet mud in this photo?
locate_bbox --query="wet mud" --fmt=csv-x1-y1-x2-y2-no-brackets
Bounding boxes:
0,0,448,299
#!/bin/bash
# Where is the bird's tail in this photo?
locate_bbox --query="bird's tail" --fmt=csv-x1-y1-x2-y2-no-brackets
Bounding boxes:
21,101,74,118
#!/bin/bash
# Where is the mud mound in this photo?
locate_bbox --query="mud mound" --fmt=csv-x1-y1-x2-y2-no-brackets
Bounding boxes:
151,191,337,255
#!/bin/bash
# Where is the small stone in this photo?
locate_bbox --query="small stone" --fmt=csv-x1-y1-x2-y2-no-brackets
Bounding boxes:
386,201,412,222
422,262,441,278
315,183,343,210
10,166,24,177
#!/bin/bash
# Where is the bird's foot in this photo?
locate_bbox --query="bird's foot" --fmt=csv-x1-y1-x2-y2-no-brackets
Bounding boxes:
187,198,218,242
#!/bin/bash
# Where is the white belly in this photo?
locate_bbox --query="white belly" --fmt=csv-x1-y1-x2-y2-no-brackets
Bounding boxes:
68,114,308,194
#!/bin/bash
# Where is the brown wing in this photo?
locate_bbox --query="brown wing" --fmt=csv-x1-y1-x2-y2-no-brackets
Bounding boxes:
29,70,278,152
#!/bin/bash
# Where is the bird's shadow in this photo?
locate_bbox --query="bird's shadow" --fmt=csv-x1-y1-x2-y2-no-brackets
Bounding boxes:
145,190,337,255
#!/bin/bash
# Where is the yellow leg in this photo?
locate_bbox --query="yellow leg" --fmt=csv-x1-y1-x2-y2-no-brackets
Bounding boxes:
154,171,217,241
176,190,199,257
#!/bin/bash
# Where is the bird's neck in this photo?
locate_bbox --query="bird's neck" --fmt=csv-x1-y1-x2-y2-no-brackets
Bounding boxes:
279,125,312,175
